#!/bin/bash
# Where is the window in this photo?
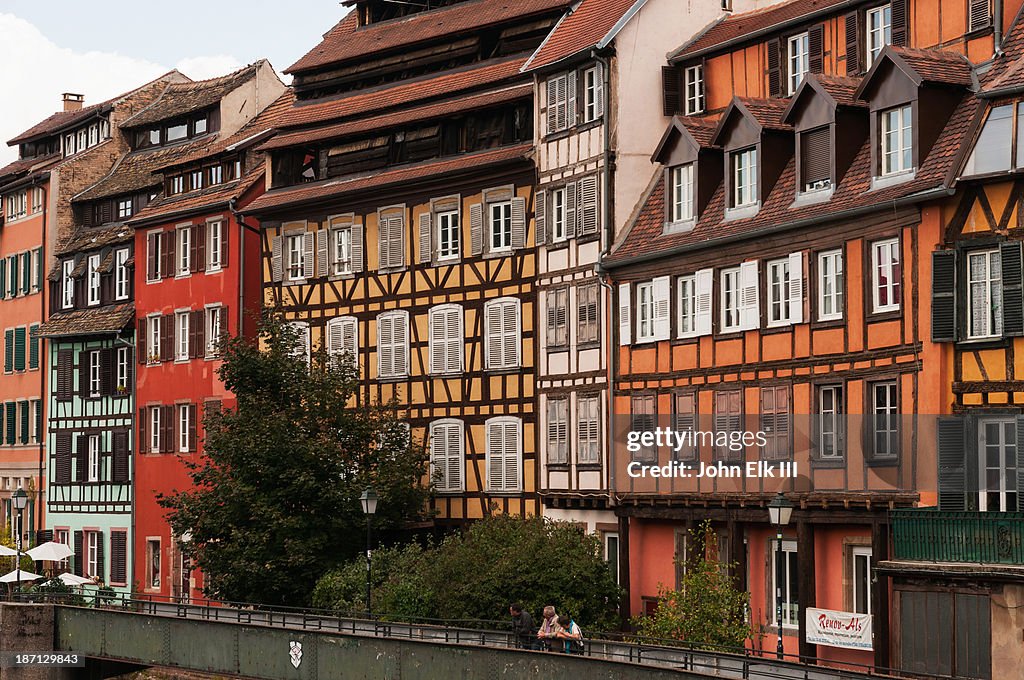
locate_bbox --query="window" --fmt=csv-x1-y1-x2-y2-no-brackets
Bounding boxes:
871,238,901,312
966,104,1014,175
88,125,98,146
630,395,656,462
326,316,358,368
760,386,791,460
177,227,191,275
115,248,130,300
490,201,512,252
149,406,161,453
189,170,203,192
732,147,758,208
673,391,697,461
377,311,409,378
721,267,742,331
178,404,192,453
87,435,100,482
205,306,224,357
31,400,41,443
684,65,705,115
551,187,567,243
175,311,190,361
547,398,569,464
979,419,1018,512
968,249,1002,339
546,73,570,134
207,220,223,271
88,350,101,397
817,250,844,321
578,395,600,464
817,385,844,459
870,381,899,459
678,275,697,338
437,210,460,260
428,305,463,375
166,123,188,142
583,66,602,123
116,347,129,392
430,419,464,492
287,233,305,280
788,33,810,95
852,547,872,615
288,321,311,366
147,232,163,281
484,298,521,369
147,539,161,589
87,254,101,305
636,281,656,341
208,164,222,185
605,533,620,583
55,529,69,570
880,104,913,175
671,164,694,223
767,259,792,326
546,288,568,348
170,176,185,195
5,191,26,220
578,284,599,344
485,417,522,492
195,116,208,135
801,126,832,192
148,315,161,364
772,539,799,628
86,532,101,579
30,188,43,214
332,224,352,275
714,389,743,460
866,4,892,67
117,199,133,219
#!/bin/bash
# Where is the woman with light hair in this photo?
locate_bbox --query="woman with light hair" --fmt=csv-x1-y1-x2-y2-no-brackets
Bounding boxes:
536,605,563,651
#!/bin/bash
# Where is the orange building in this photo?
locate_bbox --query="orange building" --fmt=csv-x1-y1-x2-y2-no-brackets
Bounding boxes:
602,0,1019,673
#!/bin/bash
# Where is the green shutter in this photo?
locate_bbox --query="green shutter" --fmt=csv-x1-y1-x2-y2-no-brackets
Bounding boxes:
28,325,38,369
4,402,14,445
34,248,42,291
18,401,28,445
8,255,17,298
13,327,25,371
937,416,969,511
3,329,12,372
0,258,5,299
33,400,41,444
20,252,30,295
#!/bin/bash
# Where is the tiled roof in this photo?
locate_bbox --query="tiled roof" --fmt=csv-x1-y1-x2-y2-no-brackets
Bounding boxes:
523,0,644,71
736,97,791,131
36,304,134,339
129,167,264,225
606,93,975,265
246,144,532,214
277,57,528,130
56,223,134,256
73,139,208,203
259,84,531,152
287,0,569,74
815,74,865,107
670,0,848,61
984,56,1024,92
891,47,973,87
0,153,60,186
120,63,261,129
680,116,720,147
980,8,1024,92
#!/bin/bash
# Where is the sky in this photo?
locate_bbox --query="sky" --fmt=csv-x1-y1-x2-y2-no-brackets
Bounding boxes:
0,1,349,165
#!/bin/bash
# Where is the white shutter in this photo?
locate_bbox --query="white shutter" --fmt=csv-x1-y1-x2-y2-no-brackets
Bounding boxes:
431,420,464,492
328,318,345,356
567,70,578,128
446,306,463,373
377,314,393,377
504,420,521,491
485,300,517,369
316,229,328,277
391,215,405,269
351,223,364,273
507,300,521,368
511,197,526,249
555,76,567,131
578,175,598,236
418,212,432,264
594,62,605,117
694,268,713,336
379,216,391,270
788,251,804,324
653,276,671,341
739,260,760,331
487,418,521,492
470,203,483,256
487,420,504,490
271,236,283,282
394,311,408,376
448,422,464,491
535,189,546,246
546,79,558,135
618,283,631,345
343,317,358,360
565,181,577,239
429,308,445,374
302,232,315,279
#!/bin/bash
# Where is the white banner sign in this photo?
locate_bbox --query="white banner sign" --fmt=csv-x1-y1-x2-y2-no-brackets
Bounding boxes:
805,607,872,651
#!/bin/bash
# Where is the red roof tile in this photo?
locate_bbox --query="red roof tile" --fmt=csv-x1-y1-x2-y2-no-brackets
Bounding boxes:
276,57,528,129
670,0,848,61
259,84,531,152
287,0,569,74
681,117,720,147
129,167,264,225
523,0,643,71
36,304,134,339
0,153,60,186
815,74,865,107
120,63,263,129
246,144,532,214
890,46,973,86
736,96,791,130
607,93,975,265
73,139,210,203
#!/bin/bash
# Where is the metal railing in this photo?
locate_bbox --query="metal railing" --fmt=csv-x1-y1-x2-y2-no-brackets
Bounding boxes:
12,591,982,680
891,509,1024,564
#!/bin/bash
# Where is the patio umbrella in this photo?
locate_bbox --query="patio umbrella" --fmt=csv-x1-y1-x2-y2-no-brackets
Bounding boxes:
27,541,73,562
56,572,93,586
0,570,43,583
0,546,16,557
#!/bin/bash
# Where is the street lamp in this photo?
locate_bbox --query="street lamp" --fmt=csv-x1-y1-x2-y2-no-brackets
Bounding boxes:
12,488,28,596
360,488,378,619
768,492,794,661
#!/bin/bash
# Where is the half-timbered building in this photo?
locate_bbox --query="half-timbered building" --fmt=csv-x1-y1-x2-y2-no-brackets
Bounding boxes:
602,0,1013,669
247,0,578,523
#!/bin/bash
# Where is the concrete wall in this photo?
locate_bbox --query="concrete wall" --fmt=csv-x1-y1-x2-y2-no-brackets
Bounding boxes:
0,604,72,680
992,584,1024,673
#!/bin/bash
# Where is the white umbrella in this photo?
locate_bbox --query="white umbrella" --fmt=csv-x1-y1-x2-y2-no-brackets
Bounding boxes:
27,541,73,562
56,572,93,586
0,569,43,583
0,546,16,557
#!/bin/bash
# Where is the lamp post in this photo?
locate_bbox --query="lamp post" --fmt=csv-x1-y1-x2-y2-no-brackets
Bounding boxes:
767,492,794,661
12,488,28,597
360,488,378,619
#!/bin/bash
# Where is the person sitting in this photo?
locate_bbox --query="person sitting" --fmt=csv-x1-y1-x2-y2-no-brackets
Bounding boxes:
509,603,535,649
556,615,584,654
536,605,562,651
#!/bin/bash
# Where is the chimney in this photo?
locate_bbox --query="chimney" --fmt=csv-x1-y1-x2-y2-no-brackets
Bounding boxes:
62,93,84,112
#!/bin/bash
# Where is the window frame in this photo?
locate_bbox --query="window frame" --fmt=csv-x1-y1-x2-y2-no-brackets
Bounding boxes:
851,545,873,616
86,531,100,579
816,249,844,322
430,418,465,493
61,260,74,309
766,258,792,327
176,226,191,276
551,187,567,243
147,314,161,365
636,281,656,342
436,209,460,262
114,248,130,300
149,406,161,454
582,66,601,123
286,233,305,281
966,248,1003,340
670,163,695,224
175,311,190,362
787,32,810,95
684,64,705,115
865,4,893,68
88,350,101,398
771,539,800,629
880,104,913,176
206,220,223,271
868,379,900,461
86,254,101,306
816,383,845,460
871,238,901,313
978,417,1018,512
489,201,513,253
87,434,101,482
178,404,191,454
731,147,758,209
720,267,742,332
331,222,353,276
205,306,223,358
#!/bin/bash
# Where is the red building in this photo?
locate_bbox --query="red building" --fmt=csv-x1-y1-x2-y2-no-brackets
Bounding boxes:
126,74,287,600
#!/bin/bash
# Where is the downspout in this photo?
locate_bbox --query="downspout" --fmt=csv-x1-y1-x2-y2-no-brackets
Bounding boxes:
34,175,47,543
231,198,261,339
995,0,1005,56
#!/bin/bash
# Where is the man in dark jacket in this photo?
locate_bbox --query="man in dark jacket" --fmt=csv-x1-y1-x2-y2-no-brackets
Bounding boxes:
510,603,535,649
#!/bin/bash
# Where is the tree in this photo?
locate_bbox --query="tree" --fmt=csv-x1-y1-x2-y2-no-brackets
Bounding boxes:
159,310,430,607
632,522,751,651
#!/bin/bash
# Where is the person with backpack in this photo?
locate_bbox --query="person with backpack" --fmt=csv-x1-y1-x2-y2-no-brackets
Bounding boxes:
556,614,584,655
509,603,535,649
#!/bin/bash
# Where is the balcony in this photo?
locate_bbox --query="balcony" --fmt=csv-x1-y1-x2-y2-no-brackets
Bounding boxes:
891,509,1024,565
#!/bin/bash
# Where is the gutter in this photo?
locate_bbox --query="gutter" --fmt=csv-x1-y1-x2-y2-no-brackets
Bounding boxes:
602,185,954,271
230,197,262,343
128,199,234,229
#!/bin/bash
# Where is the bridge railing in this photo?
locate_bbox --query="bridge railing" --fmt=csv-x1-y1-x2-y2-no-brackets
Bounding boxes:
16,591,975,680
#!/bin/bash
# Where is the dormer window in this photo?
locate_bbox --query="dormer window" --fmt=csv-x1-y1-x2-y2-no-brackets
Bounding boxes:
731,148,758,208
166,123,188,143
800,126,831,192
61,260,74,309
880,104,912,175
170,176,185,195
684,65,705,115
787,33,810,95
866,5,892,67
670,164,694,222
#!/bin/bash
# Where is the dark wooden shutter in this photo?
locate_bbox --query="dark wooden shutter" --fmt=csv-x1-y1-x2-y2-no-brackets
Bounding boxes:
55,432,72,483
221,222,230,268
73,531,84,576
801,127,831,185
112,431,129,482
161,231,174,279
662,66,681,116
808,24,824,73
195,223,207,273
95,533,105,581
147,232,159,280
931,250,958,342
937,416,968,511
767,38,782,97
1001,241,1024,336
75,434,89,482
1018,417,1024,511
188,311,200,359
57,349,73,399
138,409,147,456
188,404,197,453
162,405,175,453
160,314,173,362
891,0,908,46
137,318,147,365
969,0,993,31
194,310,206,358
110,531,127,584
77,352,89,398
845,12,860,75
100,348,114,396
